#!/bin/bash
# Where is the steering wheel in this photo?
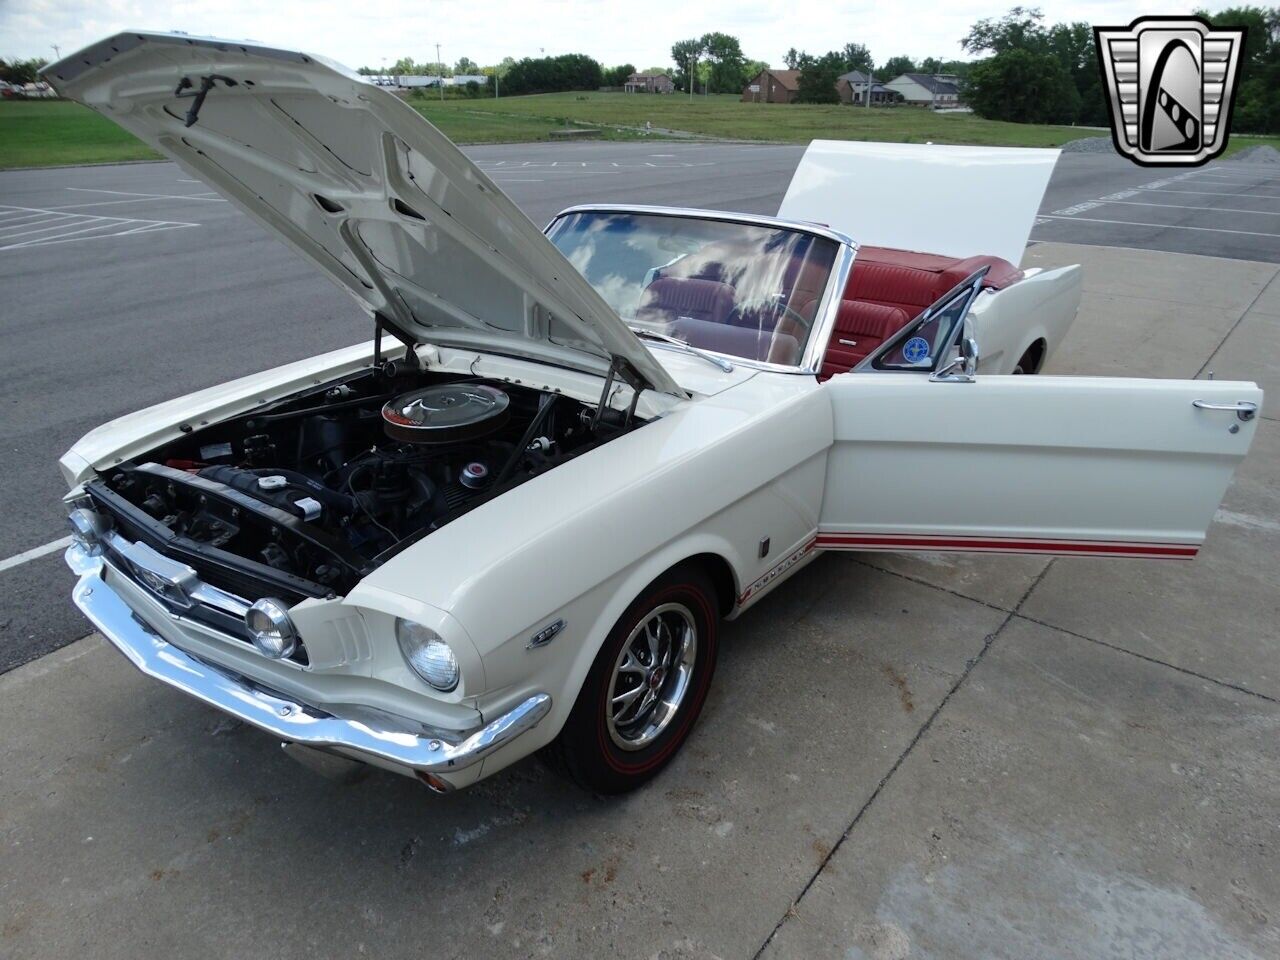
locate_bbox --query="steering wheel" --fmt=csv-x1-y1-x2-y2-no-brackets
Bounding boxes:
726,295,813,334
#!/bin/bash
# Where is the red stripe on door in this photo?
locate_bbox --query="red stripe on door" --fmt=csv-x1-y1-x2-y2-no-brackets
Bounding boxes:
814,534,1199,558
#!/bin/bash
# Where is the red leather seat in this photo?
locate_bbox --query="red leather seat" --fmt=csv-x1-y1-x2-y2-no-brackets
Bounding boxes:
820,301,911,378
847,246,1022,314
635,277,735,327
820,245,1023,377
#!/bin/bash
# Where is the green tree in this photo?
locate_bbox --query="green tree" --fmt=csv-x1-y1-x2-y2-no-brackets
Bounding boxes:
961,7,1107,125
671,37,702,92
965,48,1079,123
0,58,46,84
795,52,842,103
701,31,749,93
961,6,1049,55
604,63,636,86
841,43,874,73
878,55,917,80
783,47,802,69
454,57,479,75
1196,6,1280,133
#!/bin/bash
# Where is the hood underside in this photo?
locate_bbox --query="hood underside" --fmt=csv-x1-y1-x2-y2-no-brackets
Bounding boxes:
43,32,684,397
778,140,1060,266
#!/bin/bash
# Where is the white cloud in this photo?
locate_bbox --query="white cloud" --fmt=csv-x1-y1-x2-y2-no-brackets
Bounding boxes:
2,0,1247,73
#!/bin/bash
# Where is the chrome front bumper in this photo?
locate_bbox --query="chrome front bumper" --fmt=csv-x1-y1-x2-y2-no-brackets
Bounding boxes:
66,543,551,776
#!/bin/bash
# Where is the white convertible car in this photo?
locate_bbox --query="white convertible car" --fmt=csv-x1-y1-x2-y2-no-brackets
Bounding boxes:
46,34,1263,794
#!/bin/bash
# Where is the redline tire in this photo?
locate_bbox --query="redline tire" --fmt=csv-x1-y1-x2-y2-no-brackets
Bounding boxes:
543,564,719,794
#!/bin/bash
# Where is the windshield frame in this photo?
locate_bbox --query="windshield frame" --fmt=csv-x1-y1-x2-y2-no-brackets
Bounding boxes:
544,204,857,376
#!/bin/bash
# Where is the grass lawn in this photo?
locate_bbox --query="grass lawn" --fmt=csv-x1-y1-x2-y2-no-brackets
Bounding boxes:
418,92,1280,156
4,93,1278,170
0,97,643,170
0,100,160,168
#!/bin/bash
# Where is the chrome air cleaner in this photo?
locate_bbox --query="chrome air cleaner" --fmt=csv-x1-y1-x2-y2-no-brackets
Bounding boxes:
381,383,511,444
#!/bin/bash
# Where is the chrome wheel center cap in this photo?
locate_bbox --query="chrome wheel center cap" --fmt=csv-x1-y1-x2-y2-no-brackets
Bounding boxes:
648,666,666,691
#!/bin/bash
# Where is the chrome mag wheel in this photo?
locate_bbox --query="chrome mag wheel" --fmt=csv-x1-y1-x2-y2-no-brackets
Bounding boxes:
605,602,697,751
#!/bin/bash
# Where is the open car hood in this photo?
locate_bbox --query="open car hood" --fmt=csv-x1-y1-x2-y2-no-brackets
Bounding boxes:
43,32,684,397
777,140,1059,266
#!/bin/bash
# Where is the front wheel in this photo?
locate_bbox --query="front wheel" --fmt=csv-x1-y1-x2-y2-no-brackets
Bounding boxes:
544,565,719,794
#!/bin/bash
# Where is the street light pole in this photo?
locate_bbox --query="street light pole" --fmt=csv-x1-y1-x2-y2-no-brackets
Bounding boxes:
436,43,444,102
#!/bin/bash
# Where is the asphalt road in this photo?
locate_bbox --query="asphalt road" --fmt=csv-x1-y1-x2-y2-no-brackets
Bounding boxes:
2,140,1279,671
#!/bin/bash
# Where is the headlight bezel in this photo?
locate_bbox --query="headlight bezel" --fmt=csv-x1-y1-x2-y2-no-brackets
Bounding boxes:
396,618,461,692
246,597,298,659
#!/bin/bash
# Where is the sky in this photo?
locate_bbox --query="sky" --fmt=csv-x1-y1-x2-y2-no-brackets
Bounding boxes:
1,0,1244,73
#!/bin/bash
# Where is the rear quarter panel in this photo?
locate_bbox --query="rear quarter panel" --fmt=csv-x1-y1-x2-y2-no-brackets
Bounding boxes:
970,264,1082,374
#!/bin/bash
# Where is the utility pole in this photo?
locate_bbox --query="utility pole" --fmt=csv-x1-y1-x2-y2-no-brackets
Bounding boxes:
436,43,444,102
689,54,694,101
51,44,61,59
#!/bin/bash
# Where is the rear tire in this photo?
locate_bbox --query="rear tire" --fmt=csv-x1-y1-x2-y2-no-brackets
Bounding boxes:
544,564,719,794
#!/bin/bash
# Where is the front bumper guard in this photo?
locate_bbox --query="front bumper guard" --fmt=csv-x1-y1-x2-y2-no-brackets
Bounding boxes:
67,544,551,775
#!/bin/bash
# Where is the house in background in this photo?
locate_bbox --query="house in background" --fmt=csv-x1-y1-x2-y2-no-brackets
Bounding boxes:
883,73,963,107
624,72,675,93
741,68,800,103
835,69,897,106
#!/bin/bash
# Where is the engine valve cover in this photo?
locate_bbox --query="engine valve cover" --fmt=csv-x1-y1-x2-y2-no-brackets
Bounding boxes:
381,383,511,443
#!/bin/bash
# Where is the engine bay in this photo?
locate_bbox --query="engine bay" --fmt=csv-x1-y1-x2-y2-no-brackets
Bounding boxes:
88,364,634,597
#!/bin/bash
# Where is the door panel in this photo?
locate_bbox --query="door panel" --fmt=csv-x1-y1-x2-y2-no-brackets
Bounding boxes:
819,374,1261,558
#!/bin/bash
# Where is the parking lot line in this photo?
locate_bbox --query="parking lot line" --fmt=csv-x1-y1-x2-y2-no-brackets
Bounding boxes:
1099,199,1280,217
1147,187,1280,200
1037,213,1280,239
63,187,226,203
0,536,73,574
0,203,201,252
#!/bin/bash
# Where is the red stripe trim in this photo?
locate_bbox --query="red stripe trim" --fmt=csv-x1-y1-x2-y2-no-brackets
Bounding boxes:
814,534,1199,558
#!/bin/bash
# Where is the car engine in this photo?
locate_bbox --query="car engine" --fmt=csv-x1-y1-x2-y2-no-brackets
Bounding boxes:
88,365,623,597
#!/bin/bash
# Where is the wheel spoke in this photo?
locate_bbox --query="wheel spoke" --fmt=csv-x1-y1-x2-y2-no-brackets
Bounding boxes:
644,621,660,664
618,650,644,676
611,684,644,713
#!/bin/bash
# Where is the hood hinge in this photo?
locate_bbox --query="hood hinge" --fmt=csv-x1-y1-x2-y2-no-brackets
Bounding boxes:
373,311,421,372
592,355,649,431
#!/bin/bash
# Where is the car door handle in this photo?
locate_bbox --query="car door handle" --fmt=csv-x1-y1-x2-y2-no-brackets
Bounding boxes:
1192,399,1258,421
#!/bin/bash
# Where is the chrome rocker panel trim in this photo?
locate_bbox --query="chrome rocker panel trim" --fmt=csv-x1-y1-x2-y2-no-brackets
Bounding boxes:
66,544,552,774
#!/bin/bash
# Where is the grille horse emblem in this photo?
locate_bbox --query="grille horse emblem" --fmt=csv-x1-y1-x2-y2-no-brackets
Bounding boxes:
1094,17,1246,167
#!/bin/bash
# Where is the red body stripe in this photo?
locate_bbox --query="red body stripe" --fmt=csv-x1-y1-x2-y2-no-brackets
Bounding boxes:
814,534,1199,558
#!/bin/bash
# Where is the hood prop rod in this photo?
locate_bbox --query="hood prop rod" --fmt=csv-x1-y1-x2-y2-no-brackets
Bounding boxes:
591,355,646,434
173,74,238,128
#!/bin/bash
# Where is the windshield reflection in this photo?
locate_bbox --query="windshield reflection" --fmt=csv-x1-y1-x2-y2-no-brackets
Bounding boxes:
548,212,838,366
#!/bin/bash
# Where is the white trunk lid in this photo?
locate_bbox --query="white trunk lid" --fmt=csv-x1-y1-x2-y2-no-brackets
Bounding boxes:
778,140,1059,265
43,32,684,396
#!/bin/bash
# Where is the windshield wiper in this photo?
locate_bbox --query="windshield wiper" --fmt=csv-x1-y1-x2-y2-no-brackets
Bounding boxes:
628,327,735,373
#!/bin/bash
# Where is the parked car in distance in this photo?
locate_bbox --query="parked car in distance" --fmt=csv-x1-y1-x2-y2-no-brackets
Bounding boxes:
45,33,1263,795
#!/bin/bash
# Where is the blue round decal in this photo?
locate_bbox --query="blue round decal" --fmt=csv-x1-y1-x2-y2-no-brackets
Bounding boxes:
902,336,931,364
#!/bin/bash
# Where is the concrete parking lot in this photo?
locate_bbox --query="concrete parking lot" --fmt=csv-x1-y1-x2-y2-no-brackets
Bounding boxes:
1,143,1278,958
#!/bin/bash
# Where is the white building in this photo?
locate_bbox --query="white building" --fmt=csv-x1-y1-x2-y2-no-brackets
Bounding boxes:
883,73,962,108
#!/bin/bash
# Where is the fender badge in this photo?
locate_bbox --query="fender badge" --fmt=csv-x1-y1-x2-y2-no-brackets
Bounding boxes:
527,618,566,650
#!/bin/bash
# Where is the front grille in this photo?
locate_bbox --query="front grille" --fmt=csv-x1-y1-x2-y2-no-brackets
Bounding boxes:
86,481,320,607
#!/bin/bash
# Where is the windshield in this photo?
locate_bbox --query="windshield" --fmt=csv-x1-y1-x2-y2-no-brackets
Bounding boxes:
547,211,839,366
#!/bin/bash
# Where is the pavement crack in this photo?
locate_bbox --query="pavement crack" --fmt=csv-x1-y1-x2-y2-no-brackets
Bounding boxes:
751,562,1055,959
1012,611,1280,705
1195,266,1280,379
851,557,1017,615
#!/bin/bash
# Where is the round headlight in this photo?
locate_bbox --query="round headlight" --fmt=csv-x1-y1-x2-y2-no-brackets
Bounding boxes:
396,619,459,692
246,598,297,659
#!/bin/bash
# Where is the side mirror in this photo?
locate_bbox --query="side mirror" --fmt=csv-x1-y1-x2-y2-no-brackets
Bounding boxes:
931,335,979,382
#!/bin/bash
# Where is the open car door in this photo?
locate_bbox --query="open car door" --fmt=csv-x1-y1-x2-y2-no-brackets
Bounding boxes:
819,280,1262,558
